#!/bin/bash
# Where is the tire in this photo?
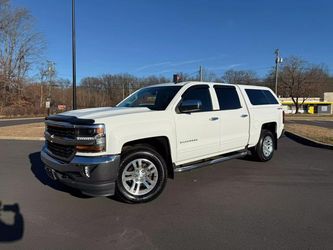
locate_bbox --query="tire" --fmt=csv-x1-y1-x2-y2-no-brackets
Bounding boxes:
251,129,275,162
116,145,167,203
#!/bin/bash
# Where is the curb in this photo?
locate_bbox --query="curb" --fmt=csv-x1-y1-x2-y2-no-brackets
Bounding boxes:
0,136,44,141
284,131,333,150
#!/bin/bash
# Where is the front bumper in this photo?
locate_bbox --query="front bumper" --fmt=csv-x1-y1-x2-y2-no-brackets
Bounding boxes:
41,147,120,197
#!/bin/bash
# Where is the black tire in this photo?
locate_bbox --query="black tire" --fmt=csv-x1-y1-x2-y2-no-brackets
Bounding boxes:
116,145,167,203
251,129,275,162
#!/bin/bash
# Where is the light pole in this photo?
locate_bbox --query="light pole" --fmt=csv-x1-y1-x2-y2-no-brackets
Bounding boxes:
274,49,283,96
72,0,77,110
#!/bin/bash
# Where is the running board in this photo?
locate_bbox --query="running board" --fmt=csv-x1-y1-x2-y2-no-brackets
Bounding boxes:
174,150,248,173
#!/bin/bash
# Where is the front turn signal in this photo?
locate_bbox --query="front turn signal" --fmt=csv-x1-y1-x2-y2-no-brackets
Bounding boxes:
76,145,105,153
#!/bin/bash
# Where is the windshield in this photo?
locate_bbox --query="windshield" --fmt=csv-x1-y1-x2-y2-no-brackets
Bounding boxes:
117,86,182,110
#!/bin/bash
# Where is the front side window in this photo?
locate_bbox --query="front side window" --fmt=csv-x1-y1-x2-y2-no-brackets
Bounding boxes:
214,85,241,110
117,86,181,110
180,85,212,112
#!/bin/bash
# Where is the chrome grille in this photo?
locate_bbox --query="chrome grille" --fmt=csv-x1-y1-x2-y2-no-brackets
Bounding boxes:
47,125,75,139
46,123,76,161
46,141,75,161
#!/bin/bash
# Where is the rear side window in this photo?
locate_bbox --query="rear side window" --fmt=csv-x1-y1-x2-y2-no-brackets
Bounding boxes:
181,85,212,112
214,85,241,110
245,89,279,105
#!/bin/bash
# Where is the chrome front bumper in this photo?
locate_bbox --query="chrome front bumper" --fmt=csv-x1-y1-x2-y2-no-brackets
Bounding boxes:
41,147,120,197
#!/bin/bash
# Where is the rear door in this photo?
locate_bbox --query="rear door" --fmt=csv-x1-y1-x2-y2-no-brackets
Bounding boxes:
174,85,221,163
214,85,249,152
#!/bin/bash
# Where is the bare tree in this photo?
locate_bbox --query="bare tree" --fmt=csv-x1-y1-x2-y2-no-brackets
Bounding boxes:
223,69,258,84
277,56,329,113
0,0,44,107
202,69,222,82
78,74,170,108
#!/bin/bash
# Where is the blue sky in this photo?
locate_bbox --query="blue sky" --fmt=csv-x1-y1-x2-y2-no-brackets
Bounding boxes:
12,0,333,81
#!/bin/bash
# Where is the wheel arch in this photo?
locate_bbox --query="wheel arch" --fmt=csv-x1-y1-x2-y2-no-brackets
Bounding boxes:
261,122,277,149
121,136,174,179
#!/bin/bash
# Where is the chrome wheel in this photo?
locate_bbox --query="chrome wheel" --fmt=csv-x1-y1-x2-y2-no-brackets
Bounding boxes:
262,136,273,157
121,158,159,196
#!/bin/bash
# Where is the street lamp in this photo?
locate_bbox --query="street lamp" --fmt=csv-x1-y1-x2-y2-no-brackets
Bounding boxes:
72,0,77,110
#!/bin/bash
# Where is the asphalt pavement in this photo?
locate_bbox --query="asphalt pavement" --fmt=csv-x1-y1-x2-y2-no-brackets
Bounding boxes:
0,118,45,127
286,119,333,129
0,137,333,249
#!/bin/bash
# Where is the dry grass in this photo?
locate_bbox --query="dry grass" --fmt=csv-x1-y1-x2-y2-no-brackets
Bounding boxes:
285,114,333,121
0,122,44,138
285,123,333,145
0,115,45,119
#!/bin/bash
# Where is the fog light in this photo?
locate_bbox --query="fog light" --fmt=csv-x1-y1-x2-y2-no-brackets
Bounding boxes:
83,166,90,178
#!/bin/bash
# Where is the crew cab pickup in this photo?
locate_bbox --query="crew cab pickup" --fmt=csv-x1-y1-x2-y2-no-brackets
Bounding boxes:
41,81,284,203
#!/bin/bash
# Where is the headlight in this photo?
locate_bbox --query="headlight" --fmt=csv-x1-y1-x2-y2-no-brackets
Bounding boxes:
76,124,106,153
76,126,105,137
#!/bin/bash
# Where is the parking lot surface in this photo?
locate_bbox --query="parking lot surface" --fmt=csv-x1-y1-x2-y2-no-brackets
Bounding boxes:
0,137,333,249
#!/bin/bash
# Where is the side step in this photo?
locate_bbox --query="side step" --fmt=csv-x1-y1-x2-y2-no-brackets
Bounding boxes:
174,150,248,173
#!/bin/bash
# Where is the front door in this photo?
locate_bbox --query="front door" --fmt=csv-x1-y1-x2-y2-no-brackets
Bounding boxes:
174,85,220,163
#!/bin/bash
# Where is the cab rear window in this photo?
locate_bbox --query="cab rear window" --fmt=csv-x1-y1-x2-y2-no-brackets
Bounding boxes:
245,89,279,105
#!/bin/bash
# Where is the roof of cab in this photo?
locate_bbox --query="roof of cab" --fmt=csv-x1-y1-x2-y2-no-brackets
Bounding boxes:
148,81,272,91
148,82,190,87
148,81,225,87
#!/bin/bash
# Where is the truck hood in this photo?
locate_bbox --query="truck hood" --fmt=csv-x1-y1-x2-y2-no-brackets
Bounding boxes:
60,107,152,120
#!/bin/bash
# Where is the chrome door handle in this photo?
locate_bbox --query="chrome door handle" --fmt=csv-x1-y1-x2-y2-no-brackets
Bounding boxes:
241,114,248,118
209,117,219,121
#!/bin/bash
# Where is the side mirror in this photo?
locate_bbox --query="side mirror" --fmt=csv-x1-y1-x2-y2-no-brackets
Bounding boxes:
179,99,202,113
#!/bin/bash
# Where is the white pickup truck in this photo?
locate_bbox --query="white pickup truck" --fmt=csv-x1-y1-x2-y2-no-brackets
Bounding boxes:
41,81,284,203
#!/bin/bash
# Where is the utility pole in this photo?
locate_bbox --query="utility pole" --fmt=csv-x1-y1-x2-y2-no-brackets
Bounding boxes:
199,65,203,82
39,68,47,109
46,61,55,116
128,82,131,95
72,0,77,110
274,49,283,96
